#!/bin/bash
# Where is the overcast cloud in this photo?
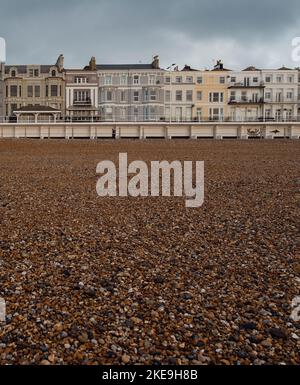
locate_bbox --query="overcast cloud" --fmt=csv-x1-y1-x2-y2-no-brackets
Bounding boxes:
1,0,300,70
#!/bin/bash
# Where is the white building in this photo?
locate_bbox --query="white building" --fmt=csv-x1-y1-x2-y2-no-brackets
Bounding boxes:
228,66,299,121
65,64,99,121
165,65,198,122
262,67,298,121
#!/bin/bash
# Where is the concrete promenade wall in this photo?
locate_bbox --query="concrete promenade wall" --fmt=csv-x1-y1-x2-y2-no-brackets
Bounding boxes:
0,122,300,140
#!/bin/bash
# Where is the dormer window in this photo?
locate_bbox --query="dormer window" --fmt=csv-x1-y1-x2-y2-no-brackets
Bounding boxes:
11,70,16,77
51,70,56,77
29,68,39,77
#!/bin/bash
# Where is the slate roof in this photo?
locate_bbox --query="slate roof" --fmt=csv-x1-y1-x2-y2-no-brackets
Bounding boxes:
95,64,156,70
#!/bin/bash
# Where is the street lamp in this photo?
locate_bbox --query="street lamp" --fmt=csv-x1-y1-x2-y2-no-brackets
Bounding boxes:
166,64,177,123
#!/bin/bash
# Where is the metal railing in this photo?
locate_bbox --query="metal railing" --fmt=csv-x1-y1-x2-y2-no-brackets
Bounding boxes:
1,115,300,124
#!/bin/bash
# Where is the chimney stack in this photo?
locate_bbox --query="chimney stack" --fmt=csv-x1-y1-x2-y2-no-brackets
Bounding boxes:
55,54,64,72
152,55,159,69
89,56,97,71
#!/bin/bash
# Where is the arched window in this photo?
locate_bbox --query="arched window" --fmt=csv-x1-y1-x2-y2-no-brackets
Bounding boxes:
11,70,16,77
51,70,56,77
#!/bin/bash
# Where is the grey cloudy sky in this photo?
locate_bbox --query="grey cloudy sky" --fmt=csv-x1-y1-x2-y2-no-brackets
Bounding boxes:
1,0,300,70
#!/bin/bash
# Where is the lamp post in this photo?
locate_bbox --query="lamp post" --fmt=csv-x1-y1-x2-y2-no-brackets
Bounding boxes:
166,64,176,123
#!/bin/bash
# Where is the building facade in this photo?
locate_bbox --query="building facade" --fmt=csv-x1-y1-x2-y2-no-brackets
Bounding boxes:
0,62,4,120
3,55,65,121
1,53,300,123
195,61,230,122
228,67,265,121
65,59,99,121
165,65,198,122
96,56,165,121
262,67,298,121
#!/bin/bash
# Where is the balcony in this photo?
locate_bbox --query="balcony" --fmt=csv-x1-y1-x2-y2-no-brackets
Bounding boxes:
229,98,264,105
73,99,92,106
229,82,265,89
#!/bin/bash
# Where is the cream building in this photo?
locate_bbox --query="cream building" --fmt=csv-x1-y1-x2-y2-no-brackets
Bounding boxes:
165,65,198,122
3,55,65,122
195,61,230,122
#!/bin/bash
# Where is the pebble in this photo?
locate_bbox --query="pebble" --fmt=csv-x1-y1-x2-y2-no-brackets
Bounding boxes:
122,354,130,364
0,140,299,365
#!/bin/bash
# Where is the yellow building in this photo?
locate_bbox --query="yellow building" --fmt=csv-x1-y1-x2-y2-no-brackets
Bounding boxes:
195,61,230,121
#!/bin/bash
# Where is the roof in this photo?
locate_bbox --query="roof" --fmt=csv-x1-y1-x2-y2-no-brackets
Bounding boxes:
243,66,261,71
5,65,57,74
95,64,156,70
181,65,198,71
211,67,231,72
14,105,60,112
277,66,292,70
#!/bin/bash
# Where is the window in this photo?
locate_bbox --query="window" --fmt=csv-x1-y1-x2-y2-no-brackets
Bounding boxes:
29,69,39,77
276,92,282,102
253,77,258,83
209,92,223,103
186,76,193,83
231,77,236,83
120,108,126,119
196,91,202,101
265,92,271,99
165,90,171,102
186,90,193,102
134,91,139,101
11,70,16,77
149,75,156,85
241,91,247,102
230,91,236,102
196,108,202,121
51,70,56,77
209,108,224,121
46,85,49,97
150,90,156,101
288,76,294,83
11,104,17,115
287,91,293,99
75,77,87,84
133,75,139,85
197,77,203,84
219,76,225,84
265,76,271,83
35,85,40,98
120,75,127,85
51,85,58,97
176,90,182,101
105,75,112,85
27,85,33,98
10,85,18,97
120,90,126,102
175,76,182,83
165,76,171,84
277,76,283,83
106,90,112,101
